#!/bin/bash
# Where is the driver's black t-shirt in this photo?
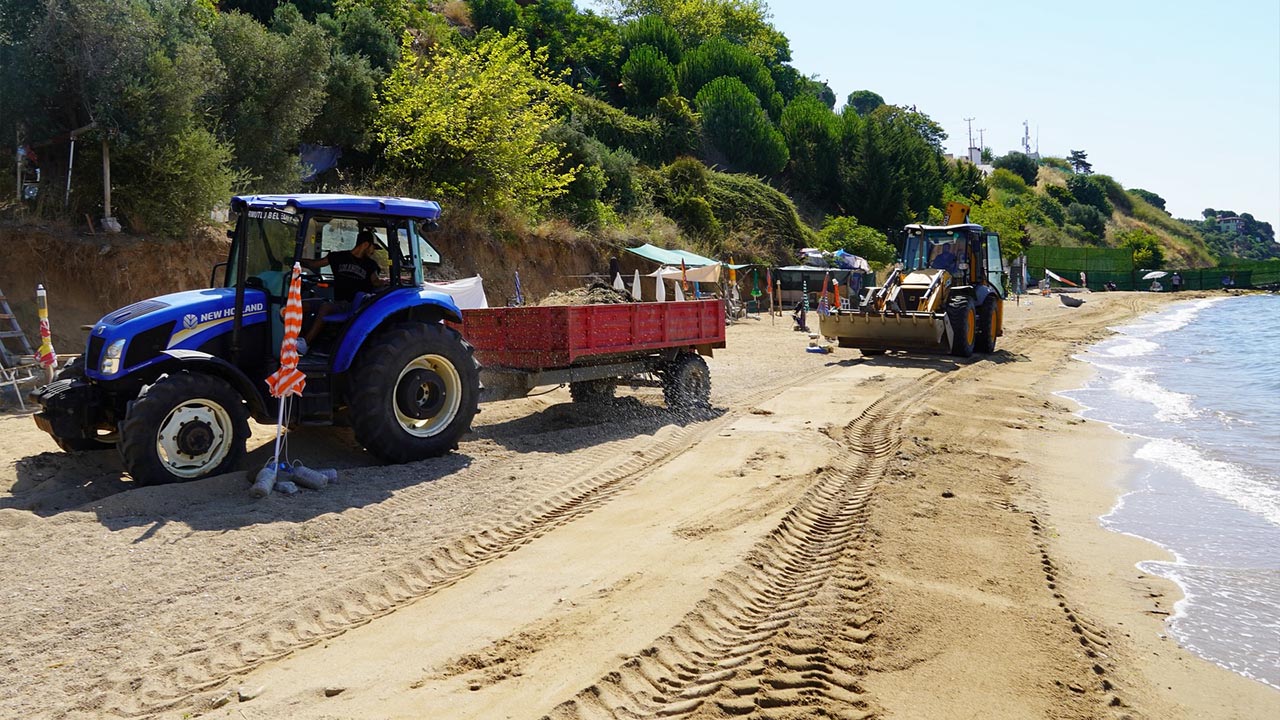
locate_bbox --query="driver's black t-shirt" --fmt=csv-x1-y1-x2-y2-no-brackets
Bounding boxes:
328,250,380,302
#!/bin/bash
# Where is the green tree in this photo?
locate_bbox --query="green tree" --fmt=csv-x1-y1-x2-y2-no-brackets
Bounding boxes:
970,196,1029,256
468,0,520,33
989,168,1030,196
946,158,987,201
1044,183,1075,207
779,95,840,204
678,37,781,120
600,0,789,63
1068,148,1092,174
619,13,682,63
319,3,397,73
210,6,331,189
695,76,788,175
814,216,895,266
377,34,577,214
846,89,883,116
620,44,676,113
992,151,1037,186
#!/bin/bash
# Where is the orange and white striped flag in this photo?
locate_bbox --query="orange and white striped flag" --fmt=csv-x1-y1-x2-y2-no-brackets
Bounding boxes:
266,263,306,398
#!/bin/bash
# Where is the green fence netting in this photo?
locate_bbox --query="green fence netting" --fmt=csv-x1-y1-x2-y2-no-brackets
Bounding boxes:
1025,249,1279,292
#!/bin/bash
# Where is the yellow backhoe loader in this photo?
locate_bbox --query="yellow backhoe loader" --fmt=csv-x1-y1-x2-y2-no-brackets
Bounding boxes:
819,222,1006,357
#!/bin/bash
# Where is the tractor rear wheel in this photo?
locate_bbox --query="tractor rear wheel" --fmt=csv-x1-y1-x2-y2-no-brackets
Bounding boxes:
349,322,479,463
663,353,711,414
569,379,616,403
119,373,249,485
947,297,976,358
975,299,998,353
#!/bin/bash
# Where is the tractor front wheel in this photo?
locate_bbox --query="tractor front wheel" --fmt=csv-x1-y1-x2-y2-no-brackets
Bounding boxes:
975,299,999,354
947,297,976,358
119,373,249,485
49,358,114,452
349,322,479,463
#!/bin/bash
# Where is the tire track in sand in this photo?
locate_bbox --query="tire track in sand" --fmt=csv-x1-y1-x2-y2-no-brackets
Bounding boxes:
110,366,842,717
542,374,943,720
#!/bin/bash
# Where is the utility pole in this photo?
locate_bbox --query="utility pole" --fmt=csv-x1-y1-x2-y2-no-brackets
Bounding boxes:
963,117,975,150
978,128,986,154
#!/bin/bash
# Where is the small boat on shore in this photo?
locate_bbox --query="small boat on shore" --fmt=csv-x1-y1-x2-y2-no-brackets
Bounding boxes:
1059,294,1085,308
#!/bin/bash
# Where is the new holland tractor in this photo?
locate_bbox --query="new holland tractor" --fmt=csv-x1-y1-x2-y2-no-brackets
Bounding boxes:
819,222,1006,357
31,194,480,485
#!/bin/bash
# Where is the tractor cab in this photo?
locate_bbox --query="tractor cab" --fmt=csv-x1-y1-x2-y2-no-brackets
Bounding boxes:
900,223,1005,293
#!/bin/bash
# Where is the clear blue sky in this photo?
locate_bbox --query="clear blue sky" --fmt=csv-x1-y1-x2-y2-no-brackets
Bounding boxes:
581,1,1280,230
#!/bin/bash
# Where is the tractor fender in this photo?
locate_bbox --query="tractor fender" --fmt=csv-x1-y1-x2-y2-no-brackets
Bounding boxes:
332,288,463,374
152,349,271,421
974,284,996,308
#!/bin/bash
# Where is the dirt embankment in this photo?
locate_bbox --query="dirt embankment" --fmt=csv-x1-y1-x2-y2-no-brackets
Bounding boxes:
0,218,619,360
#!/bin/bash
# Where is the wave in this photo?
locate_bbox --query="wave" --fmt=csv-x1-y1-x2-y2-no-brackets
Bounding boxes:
1125,297,1230,337
1089,336,1159,358
1135,438,1280,526
1089,361,1198,422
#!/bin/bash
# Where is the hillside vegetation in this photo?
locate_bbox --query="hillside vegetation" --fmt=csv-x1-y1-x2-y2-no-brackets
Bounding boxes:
1,0,1274,269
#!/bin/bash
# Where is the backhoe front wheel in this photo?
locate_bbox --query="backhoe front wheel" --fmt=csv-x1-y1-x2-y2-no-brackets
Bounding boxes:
975,299,999,353
119,373,249,485
349,323,479,463
947,297,976,358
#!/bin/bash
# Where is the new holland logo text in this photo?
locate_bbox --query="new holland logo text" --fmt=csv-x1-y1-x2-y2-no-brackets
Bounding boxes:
197,302,265,324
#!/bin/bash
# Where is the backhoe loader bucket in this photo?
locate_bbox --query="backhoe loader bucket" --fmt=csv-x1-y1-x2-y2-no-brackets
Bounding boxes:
819,311,952,352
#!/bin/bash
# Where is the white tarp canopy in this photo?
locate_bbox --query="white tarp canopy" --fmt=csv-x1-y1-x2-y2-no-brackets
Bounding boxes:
647,264,722,283
422,275,488,309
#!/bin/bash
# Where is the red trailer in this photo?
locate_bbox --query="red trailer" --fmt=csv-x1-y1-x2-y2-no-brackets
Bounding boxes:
460,299,725,409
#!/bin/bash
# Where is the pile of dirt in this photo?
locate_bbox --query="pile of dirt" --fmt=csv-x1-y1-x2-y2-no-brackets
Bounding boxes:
537,283,633,306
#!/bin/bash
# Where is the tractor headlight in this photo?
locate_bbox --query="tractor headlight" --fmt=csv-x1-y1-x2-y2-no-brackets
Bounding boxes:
100,339,126,375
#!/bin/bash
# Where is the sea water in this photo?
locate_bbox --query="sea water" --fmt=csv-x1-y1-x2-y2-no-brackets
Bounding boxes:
1062,294,1280,689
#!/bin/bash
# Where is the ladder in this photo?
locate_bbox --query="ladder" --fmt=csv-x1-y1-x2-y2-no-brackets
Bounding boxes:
0,287,42,410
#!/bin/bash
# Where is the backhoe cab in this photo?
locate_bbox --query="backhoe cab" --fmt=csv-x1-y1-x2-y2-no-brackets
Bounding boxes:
819,223,1006,357
32,194,480,486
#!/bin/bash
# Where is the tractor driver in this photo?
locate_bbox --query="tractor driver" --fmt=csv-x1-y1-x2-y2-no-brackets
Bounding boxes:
299,227,386,351
930,240,959,276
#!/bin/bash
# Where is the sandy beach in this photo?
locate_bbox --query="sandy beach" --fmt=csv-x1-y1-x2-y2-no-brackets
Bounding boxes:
1,290,1275,719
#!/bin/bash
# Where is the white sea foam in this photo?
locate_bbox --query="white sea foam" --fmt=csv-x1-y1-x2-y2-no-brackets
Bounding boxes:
1091,361,1198,422
1127,297,1230,337
1135,438,1280,526
1092,337,1159,358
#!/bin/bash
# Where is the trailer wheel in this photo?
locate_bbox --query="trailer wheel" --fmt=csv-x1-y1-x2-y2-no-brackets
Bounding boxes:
49,358,114,452
569,379,616,403
663,353,711,413
975,299,998,354
349,322,479,463
947,297,976,358
119,373,249,485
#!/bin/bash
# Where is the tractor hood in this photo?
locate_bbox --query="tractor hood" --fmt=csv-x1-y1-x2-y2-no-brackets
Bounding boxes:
84,288,268,380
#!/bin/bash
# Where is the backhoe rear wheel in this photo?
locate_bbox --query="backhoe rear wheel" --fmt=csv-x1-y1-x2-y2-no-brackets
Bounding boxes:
947,297,976,358
975,298,998,353
119,373,249,485
349,322,479,463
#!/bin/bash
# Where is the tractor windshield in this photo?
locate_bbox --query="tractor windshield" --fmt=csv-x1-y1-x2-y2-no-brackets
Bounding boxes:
227,210,301,287
902,230,967,272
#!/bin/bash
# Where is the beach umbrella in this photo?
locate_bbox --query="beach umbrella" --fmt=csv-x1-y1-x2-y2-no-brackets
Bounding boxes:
1142,270,1168,280
729,258,737,284
751,270,761,298
630,270,642,301
680,259,689,291
612,272,625,291
513,270,525,306
254,262,307,498
35,284,57,382
655,272,667,302
674,281,685,301
832,275,841,311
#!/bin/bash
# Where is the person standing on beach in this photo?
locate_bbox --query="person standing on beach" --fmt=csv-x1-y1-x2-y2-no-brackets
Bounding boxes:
1171,272,1183,292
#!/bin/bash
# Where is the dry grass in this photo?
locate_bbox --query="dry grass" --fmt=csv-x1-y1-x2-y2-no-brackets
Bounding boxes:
437,1,471,27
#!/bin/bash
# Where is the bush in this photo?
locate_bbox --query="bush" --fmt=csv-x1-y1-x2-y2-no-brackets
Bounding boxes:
1035,193,1066,226
1066,174,1113,216
669,193,721,239
467,0,520,33
1044,183,1075,207
814,216,895,266
696,76,788,176
989,168,1031,195
704,171,815,257
1129,188,1166,212
992,151,1038,185
114,126,235,236
1066,202,1107,240
566,94,666,163
1092,174,1132,215
1117,228,1165,268
665,156,711,196
620,44,676,113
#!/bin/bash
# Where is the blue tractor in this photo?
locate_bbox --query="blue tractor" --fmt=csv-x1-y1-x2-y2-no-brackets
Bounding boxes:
31,194,481,485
